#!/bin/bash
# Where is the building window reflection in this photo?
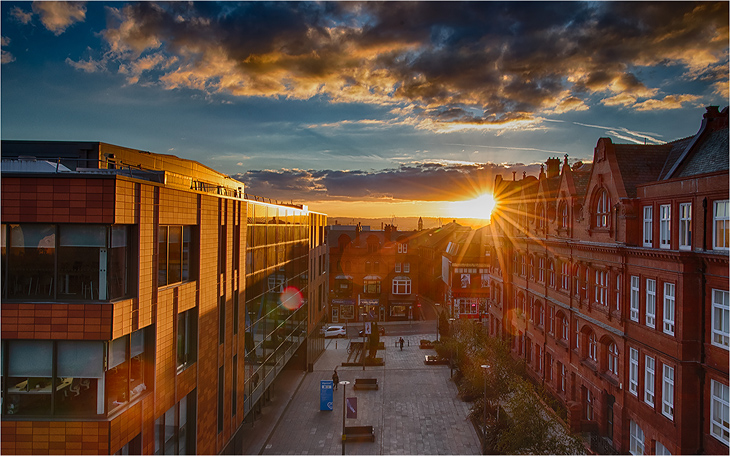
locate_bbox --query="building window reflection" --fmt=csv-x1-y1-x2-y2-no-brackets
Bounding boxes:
2,223,134,302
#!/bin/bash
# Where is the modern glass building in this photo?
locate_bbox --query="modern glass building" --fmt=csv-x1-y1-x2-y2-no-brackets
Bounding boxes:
0,141,328,455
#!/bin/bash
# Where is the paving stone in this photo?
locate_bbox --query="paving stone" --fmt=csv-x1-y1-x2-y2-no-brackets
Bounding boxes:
257,333,481,455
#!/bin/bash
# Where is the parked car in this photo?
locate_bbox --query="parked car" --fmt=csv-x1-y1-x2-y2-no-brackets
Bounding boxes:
324,325,347,338
359,326,386,337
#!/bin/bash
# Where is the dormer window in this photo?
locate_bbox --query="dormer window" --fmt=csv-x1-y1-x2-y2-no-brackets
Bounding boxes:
595,189,610,228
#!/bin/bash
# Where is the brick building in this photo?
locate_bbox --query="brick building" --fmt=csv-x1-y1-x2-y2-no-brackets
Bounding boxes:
441,226,491,320
0,141,327,454
326,224,420,323
487,107,729,454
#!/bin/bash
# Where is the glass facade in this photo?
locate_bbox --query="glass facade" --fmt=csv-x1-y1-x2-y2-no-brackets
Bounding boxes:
243,202,309,417
2,223,134,302
1,326,152,417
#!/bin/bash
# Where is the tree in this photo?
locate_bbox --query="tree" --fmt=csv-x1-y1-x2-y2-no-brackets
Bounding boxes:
493,378,584,455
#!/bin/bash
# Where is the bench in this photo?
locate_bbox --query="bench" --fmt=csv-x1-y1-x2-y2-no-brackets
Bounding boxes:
344,425,375,442
354,378,379,390
424,355,449,365
419,339,434,349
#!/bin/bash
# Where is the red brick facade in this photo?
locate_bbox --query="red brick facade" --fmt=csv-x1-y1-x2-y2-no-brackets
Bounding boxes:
487,107,729,454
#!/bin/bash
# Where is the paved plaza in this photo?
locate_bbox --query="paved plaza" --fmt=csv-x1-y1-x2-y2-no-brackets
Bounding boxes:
246,333,481,455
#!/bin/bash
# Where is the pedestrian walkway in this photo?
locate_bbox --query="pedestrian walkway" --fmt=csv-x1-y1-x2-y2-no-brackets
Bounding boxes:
246,333,481,455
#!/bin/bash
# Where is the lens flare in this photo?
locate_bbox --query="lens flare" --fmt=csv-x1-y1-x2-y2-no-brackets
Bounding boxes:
280,286,304,310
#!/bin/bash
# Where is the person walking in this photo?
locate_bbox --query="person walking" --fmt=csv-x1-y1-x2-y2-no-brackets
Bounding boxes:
399,337,404,351
332,369,339,389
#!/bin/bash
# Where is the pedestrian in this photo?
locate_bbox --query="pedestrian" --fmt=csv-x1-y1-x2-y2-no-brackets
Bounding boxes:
332,369,339,389
399,337,404,351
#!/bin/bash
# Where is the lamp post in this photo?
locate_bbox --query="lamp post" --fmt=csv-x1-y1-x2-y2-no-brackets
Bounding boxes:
449,318,457,377
340,380,350,455
481,364,490,454
361,312,367,371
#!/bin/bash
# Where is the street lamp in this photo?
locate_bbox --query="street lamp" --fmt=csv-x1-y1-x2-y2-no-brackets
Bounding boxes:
361,312,367,371
481,364,491,454
449,318,457,377
340,380,350,455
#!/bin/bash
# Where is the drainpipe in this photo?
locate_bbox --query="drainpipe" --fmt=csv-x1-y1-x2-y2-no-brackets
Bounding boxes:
702,198,708,251
697,257,707,454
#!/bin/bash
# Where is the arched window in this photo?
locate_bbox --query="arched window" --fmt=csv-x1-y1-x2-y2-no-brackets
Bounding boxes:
537,204,546,230
561,314,569,341
608,342,619,375
560,201,569,229
595,189,610,228
587,330,597,362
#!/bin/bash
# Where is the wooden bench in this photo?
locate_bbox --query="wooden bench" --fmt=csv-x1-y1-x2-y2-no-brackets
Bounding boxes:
344,425,375,442
354,378,379,390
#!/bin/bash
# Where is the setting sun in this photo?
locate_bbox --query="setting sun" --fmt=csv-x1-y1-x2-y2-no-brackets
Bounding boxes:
446,193,497,220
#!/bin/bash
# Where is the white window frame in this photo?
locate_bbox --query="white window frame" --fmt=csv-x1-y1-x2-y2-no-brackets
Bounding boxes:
395,262,401,273
663,283,675,336
712,289,729,349
662,364,674,420
643,206,653,247
538,257,545,283
659,204,671,249
561,315,569,341
588,331,597,361
596,189,610,228
629,348,639,396
560,363,566,392
595,269,608,305
714,200,729,250
679,202,692,250
630,276,640,322
710,379,730,445
646,279,656,328
644,355,655,406
615,273,621,311
608,342,619,375
630,420,645,455
403,262,410,273
392,277,411,295
398,242,407,253
561,262,570,290
656,441,671,455
585,388,594,420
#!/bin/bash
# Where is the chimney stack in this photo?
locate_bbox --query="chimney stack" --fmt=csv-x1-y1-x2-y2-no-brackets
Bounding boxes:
546,157,561,178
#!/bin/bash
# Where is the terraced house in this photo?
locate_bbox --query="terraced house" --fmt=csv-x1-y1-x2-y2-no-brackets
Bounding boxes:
486,107,729,455
0,141,328,454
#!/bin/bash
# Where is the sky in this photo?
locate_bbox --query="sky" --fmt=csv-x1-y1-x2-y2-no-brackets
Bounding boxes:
1,1,728,219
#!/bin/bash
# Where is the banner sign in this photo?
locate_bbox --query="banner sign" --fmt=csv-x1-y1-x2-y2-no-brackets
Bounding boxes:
320,380,334,411
346,397,357,419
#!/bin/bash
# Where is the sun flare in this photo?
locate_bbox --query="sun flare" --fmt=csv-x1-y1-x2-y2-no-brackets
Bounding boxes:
446,193,497,220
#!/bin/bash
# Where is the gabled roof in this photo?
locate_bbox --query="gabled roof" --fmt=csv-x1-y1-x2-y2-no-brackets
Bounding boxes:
675,128,729,177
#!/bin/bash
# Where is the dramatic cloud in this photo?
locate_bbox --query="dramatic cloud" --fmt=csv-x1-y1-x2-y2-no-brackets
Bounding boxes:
232,161,546,203
60,2,727,131
32,1,86,35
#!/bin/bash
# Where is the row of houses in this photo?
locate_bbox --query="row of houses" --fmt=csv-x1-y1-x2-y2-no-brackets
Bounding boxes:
481,107,729,454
